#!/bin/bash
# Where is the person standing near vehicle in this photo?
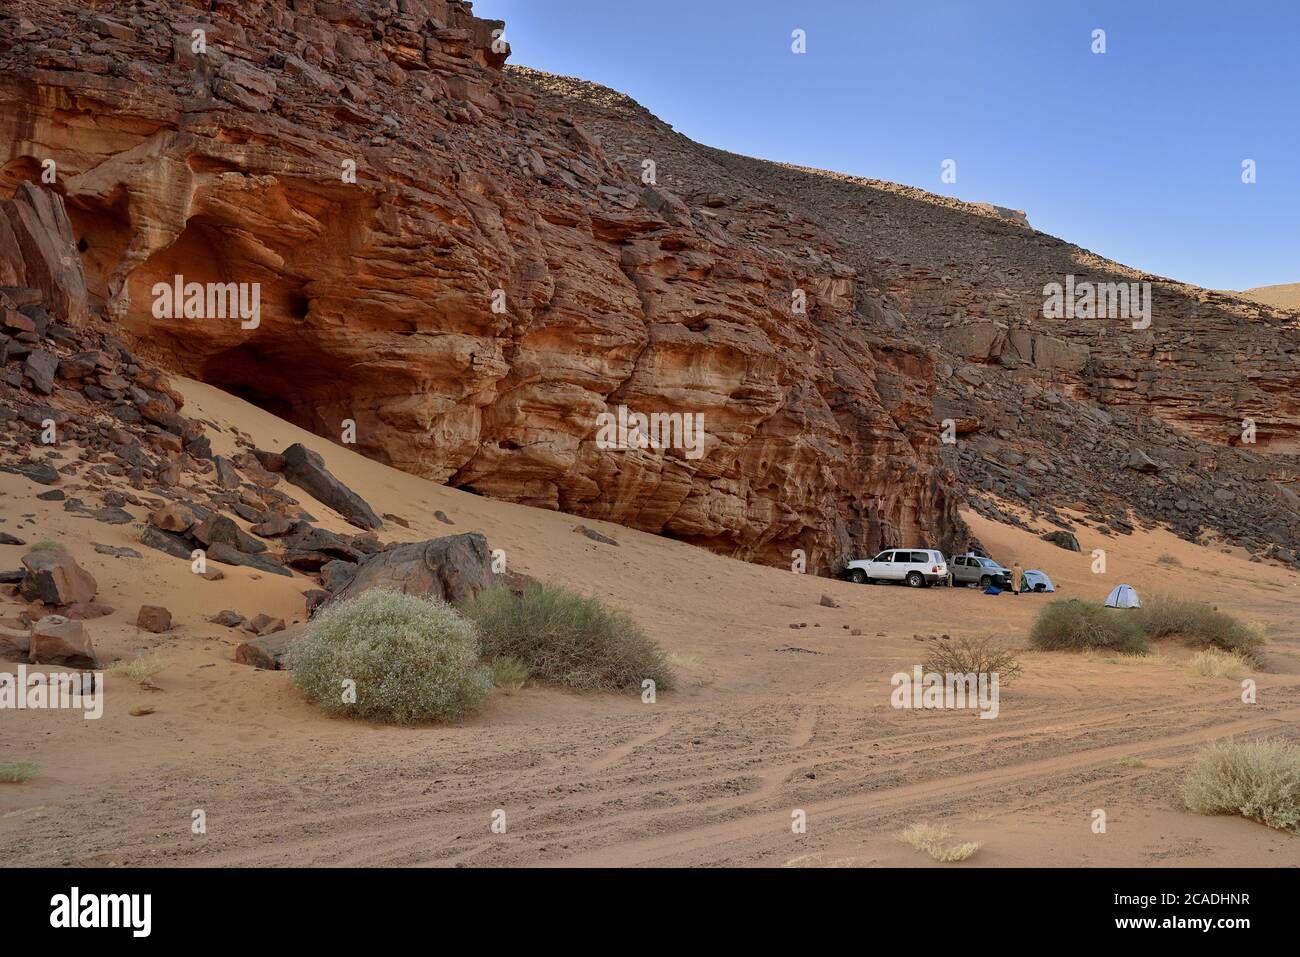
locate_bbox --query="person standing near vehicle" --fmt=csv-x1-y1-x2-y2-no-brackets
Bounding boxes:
1011,561,1023,595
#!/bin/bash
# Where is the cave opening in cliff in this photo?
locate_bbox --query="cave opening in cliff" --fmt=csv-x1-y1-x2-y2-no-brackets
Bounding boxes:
199,341,340,436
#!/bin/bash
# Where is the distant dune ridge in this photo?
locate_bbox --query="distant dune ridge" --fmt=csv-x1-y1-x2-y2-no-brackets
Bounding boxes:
1237,283,1300,311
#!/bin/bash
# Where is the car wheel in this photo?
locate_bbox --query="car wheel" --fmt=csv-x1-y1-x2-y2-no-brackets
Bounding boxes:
905,571,924,588
848,569,867,584
979,575,991,588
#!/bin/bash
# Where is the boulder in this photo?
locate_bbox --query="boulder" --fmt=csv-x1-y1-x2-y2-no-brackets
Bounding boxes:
1127,448,1162,473
94,544,142,559
136,605,172,633
19,549,97,605
252,449,286,473
139,526,194,560
250,513,294,537
234,452,281,488
280,444,382,530
210,609,247,628
207,542,293,577
192,515,267,554
23,349,57,394
319,559,358,593
244,613,286,636
1041,530,1081,552
213,455,242,489
1,461,60,485
280,523,361,569
29,615,96,668
0,625,31,663
235,625,304,670
149,502,196,533
324,532,495,609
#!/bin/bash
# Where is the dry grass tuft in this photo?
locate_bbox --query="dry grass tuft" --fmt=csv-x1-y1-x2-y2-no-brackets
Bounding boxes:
900,822,981,862
1189,649,1256,679
110,654,165,688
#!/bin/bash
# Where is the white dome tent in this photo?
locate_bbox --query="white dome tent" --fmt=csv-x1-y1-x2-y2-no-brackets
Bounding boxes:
1104,584,1141,608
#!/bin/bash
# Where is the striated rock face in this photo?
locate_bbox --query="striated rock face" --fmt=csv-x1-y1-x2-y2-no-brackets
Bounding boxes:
0,0,1294,567
0,0,966,571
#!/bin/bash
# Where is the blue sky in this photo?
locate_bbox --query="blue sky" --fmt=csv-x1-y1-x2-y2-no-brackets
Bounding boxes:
486,0,1299,291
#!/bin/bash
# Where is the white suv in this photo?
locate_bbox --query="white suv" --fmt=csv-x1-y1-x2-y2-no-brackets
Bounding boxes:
844,549,948,588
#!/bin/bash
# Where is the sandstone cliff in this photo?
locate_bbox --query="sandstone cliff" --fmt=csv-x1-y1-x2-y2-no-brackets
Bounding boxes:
1,0,1296,570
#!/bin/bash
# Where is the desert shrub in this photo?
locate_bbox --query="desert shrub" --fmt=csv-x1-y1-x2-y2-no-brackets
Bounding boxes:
1189,649,1255,680
1029,599,1149,655
291,590,491,724
900,823,980,862
922,635,1022,685
1155,553,1183,567
466,583,675,692
110,653,165,688
1183,738,1300,833
0,762,39,783
1136,594,1264,663
1118,756,1145,768
25,540,65,554
490,655,529,693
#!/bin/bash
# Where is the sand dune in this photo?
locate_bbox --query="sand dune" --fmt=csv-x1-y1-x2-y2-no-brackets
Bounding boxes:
1237,282,1300,310
1,379,1298,867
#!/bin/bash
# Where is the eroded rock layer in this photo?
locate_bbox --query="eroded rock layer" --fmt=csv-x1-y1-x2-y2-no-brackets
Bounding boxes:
0,0,968,571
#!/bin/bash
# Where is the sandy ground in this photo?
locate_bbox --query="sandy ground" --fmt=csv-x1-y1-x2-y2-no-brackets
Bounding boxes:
1,378,1298,867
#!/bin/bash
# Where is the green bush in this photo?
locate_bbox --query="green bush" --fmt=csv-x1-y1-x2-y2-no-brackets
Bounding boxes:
1029,599,1149,654
1135,594,1264,663
291,590,491,724
490,655,529,693
0,762,40,783
1183,738,1300,833
467,583,676,692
